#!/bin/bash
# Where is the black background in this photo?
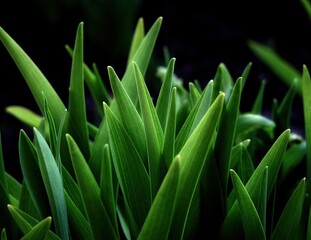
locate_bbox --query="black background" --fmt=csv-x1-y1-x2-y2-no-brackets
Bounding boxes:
0,0,310,179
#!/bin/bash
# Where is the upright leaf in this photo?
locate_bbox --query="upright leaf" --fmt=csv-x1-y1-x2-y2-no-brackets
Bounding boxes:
230,170,266,240
127,17,145,66
68,22,90,159
170,93,224,239
0,27,66,128
138,156,180,240
20,217,51,240
104,103,151,230
34,128,69,240
271,178,306,240
66,134,118,240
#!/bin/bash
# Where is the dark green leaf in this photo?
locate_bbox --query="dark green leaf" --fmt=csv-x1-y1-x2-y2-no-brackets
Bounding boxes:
20,217,51,240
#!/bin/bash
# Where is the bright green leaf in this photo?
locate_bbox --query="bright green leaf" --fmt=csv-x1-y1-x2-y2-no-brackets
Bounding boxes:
5,106,42,128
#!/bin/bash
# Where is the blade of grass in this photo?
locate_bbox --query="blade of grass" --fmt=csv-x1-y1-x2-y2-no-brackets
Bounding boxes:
107,66,147,165
138,156,180,240
302,65,311,194
230,169,266,240
0,27,66,128
7,204,60,240
248,40,302,93
215,77,242,199
20,217,51,240
271,178,306,240
0,134,8,195
156,58,176,130
18,130,49,220
5,106,42,128
66,134,118,240
170,93,224,239
241,62,252,90
221,129,290,238
251,80,266,114
104,103,151,230
68,22,90,159
127,17,145,66
1,229,7,240
301,0,311,22
34,128,69,240
134,62,164,197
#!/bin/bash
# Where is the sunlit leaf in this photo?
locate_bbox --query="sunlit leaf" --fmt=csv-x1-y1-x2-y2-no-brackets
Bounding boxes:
5,106,42,128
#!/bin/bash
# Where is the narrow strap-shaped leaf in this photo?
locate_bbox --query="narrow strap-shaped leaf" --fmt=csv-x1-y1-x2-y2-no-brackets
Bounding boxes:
7,204,60,240
215,77,242,198
302,0,311,21
108,66,147,165
0,27,66,128
271,178,306,240
156,58,176,129
0,184,15,239
280,141,306,183
68,22,90,159
241,62,252,90
20,217,51,240
19,130,49,219
212,63,233,102
170,93,224,239
230,169,266,240
66,134,118,239
64,192,93,240
236,144,255,184
257,167,268,232
121,17,162,101
34,128,69,240
89,17,162,180
127,17,145,66
133,62,164,197
175,80,213,153
302,65,311,194
104,103,151,229
100,144,118,232
248,40,302,93
1,228,7,240
251,80,266,114
5,106,43,128
138,156,180,240
189,82,201,108
221,129,290,239
163,88,177,168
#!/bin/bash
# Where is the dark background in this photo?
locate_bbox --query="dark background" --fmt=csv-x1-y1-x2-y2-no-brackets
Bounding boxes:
0,0,310,179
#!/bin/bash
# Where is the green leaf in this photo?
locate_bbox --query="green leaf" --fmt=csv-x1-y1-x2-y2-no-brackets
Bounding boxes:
215,77,242,198
121,17,162,102
156,58,176,130
89,17,162,181
0,27,66,128
68,22,90,159
66,134,118,240
127,17,145,66
0,184,15,239
163,88,177,168
280,141,306,183
189,82,201,108
221,129,290,239
7,204,60,240
271,178,306,240
251,80,266,114
20,217,51,240
212,63,233,102
248,40,302,93
107,66,147,165
100,144,118,233
138,156,180,240
175,80,213,153
230,169,266,240
5,106,42,128
64,192,93,240
0,134,8,196
104,103,150,230
301,0,311,22
302,65,311,193
241,62,252,90
170,92,224,239
236,113,275,141
34,128,69,240
134,62,164,197
1,228,7,240
18,130,50,219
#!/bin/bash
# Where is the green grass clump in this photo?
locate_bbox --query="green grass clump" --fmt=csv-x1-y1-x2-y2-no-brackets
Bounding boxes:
0,15,310,240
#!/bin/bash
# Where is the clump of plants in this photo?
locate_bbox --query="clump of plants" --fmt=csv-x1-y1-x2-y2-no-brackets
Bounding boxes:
0,13,310,240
